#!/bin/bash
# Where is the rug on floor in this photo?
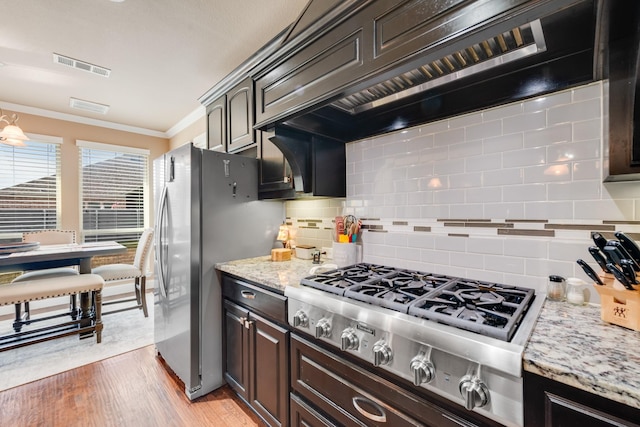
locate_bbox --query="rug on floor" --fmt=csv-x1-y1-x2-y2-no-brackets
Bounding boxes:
0,302,154,391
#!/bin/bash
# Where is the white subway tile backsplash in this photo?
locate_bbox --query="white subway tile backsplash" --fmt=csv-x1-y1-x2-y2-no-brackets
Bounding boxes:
548,98,601,125
546,139,600,162
465,187,502,203
483,133,524,153
467,237,503,255
434,128,465,146
523,164,571,183
482,168,523,187
573,119,601,142
483,202,525,219
465,120,503,140
572,160,601,180
482,102,523,121
523,201,573,219
288,83,623,304
449,203,484,218
523,123,572,148
503,110,547,134
484,255,525,274
503,147,546,168
503,184,546,202
548,181,601,201
523,91,572,113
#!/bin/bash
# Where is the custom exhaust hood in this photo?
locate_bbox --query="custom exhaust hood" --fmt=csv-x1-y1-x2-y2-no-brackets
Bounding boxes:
255,0,601,143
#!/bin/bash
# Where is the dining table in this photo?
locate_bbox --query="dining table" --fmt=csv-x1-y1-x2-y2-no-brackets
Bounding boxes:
0,241,127,333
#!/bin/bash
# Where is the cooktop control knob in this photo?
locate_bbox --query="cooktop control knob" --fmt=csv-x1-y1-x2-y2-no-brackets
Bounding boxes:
459,375,489,410
292,310,308,328
315,318,331,338
372,341,393,366
340,328,359,351
409,355,435,385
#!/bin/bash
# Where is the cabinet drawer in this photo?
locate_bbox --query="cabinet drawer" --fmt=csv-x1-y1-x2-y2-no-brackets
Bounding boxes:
291,334,476,427
222,274,287,324
290,393,336,427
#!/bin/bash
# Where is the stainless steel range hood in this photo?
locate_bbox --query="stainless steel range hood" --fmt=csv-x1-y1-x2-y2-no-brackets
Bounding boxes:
254,0,601,143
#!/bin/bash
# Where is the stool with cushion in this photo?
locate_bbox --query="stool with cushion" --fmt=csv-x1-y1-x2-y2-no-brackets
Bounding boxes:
91,228,154,317
12,230,80,320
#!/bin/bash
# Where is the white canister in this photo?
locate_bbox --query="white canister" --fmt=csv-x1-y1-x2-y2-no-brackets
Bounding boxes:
332,242,357,267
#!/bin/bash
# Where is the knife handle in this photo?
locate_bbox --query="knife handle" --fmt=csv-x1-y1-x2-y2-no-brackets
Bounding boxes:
576,259,604,286
620,259,639,284
591,232,608,251
588,246,610,272
608,240,640,272
614,231,640,265
606,262,636,290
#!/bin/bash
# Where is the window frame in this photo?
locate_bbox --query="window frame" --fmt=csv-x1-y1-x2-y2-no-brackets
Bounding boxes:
76,140,150,244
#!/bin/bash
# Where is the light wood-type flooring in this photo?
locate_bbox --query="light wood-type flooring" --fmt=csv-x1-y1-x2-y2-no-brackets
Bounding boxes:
0,345,264,427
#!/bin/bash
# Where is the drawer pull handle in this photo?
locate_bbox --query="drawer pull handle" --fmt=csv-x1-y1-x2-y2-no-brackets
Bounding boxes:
352,396,387,423
240,290,256,299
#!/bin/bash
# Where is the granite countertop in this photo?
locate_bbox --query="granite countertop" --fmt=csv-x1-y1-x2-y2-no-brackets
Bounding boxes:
216,256,640,410
523,301,640,409
216,255,320,292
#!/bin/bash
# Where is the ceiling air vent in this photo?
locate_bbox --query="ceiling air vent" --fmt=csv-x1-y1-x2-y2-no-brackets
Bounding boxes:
53,53,111,78
69,98,110,115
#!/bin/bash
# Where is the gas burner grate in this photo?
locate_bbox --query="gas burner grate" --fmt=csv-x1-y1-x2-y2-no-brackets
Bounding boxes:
300,263,400,295
344,271,453,312
408,279,535,341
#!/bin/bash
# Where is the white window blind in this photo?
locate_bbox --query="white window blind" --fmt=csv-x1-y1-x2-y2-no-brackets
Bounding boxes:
0,139,61,237
78,142,149,243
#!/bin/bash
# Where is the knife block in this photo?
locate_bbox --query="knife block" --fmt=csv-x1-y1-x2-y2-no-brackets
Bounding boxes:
593,275,640,331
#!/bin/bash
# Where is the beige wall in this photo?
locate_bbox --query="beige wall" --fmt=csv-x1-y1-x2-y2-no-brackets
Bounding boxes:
169,115,206,151
9,109,170,238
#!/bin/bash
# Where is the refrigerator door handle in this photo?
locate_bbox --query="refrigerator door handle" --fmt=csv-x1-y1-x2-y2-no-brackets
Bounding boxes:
155,184,169,298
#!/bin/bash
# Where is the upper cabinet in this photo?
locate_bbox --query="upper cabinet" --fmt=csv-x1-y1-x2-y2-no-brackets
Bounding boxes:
206,94,226,152
603,1,640,181
206,77,255,153
227,78,255,153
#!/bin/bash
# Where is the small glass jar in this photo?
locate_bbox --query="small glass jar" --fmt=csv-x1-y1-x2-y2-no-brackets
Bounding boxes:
547,275,566,301
565,277,587,305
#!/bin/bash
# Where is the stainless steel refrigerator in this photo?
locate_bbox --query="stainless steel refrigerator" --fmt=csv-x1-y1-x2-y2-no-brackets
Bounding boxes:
153,143,283,400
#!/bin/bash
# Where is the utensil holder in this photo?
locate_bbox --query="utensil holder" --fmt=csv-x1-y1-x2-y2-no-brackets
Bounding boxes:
332,242,357,267
593,273,640,331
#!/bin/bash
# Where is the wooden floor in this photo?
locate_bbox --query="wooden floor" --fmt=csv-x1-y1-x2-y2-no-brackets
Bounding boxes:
0,345,265,427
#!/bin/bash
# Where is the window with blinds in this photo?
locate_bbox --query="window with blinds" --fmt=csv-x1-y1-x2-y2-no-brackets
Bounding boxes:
0,138,61,237
78,141,149,243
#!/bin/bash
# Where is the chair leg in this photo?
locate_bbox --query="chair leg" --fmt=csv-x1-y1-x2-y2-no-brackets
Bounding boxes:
70,294,78,320
134,277,142,305
23,302,30,321
139,276,148,318
94,290,103,343
13,304,22,333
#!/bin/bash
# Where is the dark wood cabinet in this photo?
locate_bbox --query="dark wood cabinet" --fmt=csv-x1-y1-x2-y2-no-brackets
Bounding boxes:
258,130,294,198
254,0,534,129
603,1,640,181
205,78,255,153
227,78,255,153
290,334,480,427
222,275,289,427
206,94,226,152
524,371,640,427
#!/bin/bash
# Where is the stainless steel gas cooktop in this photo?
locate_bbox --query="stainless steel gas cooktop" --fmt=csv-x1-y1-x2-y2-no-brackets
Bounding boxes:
286,263,544,427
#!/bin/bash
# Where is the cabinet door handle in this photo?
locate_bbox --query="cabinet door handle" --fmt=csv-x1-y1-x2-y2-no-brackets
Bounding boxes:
240,290,256,299
352,396,387,423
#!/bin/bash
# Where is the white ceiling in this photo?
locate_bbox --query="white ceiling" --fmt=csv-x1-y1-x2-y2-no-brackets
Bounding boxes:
0,0,310,137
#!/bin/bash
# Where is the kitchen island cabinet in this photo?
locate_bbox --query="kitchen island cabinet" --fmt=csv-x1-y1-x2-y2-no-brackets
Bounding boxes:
222,274,289,427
